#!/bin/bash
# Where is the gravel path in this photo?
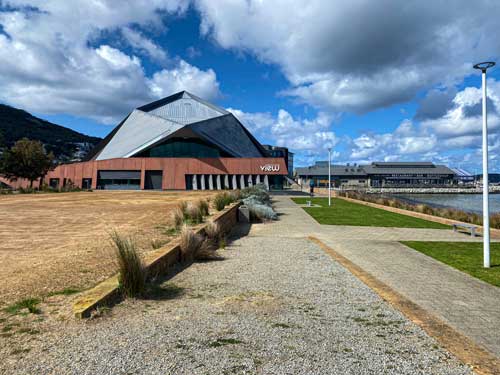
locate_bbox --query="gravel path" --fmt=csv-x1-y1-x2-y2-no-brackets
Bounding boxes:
1,226,473,374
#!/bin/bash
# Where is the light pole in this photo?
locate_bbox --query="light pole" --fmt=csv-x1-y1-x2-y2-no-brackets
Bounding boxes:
328,147,332,206
473,61,495,268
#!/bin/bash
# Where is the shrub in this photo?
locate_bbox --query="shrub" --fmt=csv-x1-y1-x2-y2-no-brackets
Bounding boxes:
204,221,222,242
18,187,36,194
195,238,221,261
110,232,146,297
177,201,188,215
171,206,184,229
243,196,278,221
213,192,236,211
185,202,204,224
179,225,203,261
240,183,270,204
197,199,210,217
213,192,228,211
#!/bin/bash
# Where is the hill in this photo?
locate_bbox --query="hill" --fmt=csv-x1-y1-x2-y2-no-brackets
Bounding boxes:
0,104,101,161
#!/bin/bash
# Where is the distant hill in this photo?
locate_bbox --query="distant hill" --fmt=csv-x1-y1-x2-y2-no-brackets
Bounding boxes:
0,104,101,161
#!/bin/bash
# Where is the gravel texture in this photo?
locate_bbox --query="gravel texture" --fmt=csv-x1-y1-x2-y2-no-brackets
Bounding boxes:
0,227,473,374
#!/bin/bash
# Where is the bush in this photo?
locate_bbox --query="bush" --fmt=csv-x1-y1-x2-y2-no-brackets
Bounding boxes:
213,193,227,211
177,201,188,215
195,238,221,261
18,187,36,194
204,221,222,242
110,232,146,297
171,206,184,229
196,199,210,217
213,192,237,211
185,202,204,224
240,183,270,204
179,225,203,261
243,196,278,221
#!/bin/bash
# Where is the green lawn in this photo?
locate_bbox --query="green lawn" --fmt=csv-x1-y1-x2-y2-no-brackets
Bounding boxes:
402,241,500,287
292,197,448,229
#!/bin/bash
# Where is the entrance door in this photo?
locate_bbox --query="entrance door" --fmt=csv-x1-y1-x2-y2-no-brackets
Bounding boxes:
145,170,163,190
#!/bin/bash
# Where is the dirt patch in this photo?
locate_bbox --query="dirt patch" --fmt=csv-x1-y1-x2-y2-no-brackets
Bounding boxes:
0,190,215,306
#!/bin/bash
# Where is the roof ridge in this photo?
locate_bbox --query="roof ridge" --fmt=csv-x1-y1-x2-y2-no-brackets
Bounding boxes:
136,91,228,116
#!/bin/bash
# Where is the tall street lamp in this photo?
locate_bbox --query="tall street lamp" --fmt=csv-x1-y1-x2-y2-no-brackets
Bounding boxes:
328,147,332,206
473,61,495,268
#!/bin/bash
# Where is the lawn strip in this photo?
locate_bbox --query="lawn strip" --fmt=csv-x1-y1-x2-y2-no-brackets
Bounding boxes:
293,197,448,229
401,241,500,287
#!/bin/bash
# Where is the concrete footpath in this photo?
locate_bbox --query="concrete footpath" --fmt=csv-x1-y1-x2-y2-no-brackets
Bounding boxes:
260,195,500,360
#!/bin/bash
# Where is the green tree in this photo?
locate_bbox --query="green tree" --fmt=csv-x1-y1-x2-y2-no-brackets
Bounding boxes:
0,138,55,188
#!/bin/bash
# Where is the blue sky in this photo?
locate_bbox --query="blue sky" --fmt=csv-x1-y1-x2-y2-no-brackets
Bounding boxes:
1,1,500,171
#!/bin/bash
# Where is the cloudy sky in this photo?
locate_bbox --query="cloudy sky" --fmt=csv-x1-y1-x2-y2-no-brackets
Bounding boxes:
1,0,499,171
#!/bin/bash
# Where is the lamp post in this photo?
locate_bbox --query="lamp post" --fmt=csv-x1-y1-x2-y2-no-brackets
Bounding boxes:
328,147,332,206
473,61,495,268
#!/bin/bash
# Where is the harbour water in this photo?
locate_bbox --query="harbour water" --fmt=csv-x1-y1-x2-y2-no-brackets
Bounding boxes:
392,193,500,214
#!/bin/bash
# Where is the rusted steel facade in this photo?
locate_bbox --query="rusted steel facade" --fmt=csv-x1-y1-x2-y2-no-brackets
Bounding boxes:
1,157,287,190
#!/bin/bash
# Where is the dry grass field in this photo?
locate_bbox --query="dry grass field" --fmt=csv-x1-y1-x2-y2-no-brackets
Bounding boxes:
0,190,216,306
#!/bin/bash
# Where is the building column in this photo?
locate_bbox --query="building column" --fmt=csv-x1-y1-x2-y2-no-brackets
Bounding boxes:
248,175,253,187
192,175,198,190
240,175,246,189
224,175,230,189
256,175,261,185
200,174,205,190
216,175,221,190
264,175,270,190
232,175,238,190
208,174,214,190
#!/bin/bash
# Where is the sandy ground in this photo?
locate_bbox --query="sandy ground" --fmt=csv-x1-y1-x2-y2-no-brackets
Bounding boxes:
0,190,215,306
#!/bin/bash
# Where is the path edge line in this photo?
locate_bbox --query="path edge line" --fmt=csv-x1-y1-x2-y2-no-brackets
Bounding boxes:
308,235,500,375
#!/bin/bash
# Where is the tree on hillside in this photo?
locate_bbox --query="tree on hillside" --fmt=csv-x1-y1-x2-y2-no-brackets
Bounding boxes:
0,138,55,187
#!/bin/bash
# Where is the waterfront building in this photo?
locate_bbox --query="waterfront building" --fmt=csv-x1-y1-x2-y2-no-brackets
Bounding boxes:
2,91,287,190
296,161,455,188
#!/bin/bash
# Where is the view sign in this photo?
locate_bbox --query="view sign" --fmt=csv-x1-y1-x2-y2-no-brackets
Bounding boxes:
260,164,280,172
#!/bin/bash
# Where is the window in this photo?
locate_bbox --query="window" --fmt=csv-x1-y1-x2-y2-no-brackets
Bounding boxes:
137,138,231,158
97,170,141,190
82,178,92,189
49,178,60,188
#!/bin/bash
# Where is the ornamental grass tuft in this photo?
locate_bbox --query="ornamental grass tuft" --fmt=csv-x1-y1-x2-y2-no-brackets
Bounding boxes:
179,225,203,261
110,232,146,297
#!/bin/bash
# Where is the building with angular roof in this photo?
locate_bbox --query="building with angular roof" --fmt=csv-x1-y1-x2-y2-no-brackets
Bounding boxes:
296,161,456,188
17,91,288,190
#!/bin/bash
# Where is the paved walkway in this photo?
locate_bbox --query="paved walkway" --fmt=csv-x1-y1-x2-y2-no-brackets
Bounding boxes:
265,195,500,359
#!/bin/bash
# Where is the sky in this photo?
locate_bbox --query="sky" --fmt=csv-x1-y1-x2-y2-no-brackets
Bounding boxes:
0,1,500,172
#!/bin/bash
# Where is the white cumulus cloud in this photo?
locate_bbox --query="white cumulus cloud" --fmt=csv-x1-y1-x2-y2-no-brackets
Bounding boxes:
195,0,500,114
0,0,220,123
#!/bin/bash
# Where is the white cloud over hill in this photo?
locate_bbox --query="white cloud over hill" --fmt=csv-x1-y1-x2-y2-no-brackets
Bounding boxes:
0,0,220,123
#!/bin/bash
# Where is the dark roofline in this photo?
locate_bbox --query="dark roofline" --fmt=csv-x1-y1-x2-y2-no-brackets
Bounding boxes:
230,114,269,157
372,161,435,167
